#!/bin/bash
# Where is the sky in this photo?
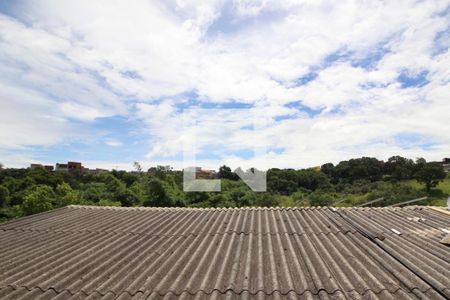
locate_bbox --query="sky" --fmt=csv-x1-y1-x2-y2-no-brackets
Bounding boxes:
0,0,449,171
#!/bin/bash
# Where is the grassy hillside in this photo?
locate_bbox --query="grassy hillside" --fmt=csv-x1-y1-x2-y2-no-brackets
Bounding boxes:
404,175,450,206
437,176,450,194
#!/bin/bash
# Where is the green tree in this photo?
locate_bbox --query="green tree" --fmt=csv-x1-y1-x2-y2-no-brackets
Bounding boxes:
268,177,297,195
0,185,10,207
150,165,173,180
208,193,234,207
267,169,297,194
366,183,426,206
55,182,82,207
218,165,238,180
258,193,280,207
309,192,334,206
143,178,178,207
100,173,125,193
415,162,446,192
320,163,334,177
133,161,143,173
2,176,17,192
384,156,415,180
21,185,55,216
296,169,331,191
227,187,256,207
332,157,384,182
98,199,121,206
26,168,63,187
185,191,209,205
112,170,139,187
82,182,108,203
116,189,140,207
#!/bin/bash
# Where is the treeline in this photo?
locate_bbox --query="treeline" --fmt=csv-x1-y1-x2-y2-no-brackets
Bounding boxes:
320,156,444,188
0,156,447,222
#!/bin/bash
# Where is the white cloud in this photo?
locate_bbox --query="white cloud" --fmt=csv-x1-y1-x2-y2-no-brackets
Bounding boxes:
104,138,122,147
0,0,449,168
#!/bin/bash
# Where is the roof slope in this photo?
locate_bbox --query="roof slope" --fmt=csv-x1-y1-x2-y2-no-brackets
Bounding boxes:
0,205,449,299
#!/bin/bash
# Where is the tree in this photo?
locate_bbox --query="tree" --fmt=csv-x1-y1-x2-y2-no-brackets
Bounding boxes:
55,182,81,207
331,157,384,183
21,185,55,216
208,193,234,207
0,185,10,207
309,192,334,206
82,182,108,203
185,191,209,205
258,193,279,207
112,170,139,187
98,199,121,206
320,163,334,177
296,169,331,191
332,161,351,182
143,178,176,207
268,177,297,195
349,157,384,182
133,161,143,173
148,165,173,180
101,173,126,195
267,169,297,194
26,167,63,187
384,156,415,180
227,188,256,207
218,165,238,180
414,157,427,173
414,162,446,192
366,183,426,206
116,189,140,207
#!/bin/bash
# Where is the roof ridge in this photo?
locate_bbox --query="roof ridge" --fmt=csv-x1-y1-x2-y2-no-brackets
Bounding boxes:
66,204,431,211
66,205,314,211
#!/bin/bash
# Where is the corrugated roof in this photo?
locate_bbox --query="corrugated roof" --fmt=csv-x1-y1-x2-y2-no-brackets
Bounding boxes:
0,205,449,299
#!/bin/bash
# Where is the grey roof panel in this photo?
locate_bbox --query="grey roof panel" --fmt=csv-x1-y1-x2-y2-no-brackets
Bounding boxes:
1,206,449,299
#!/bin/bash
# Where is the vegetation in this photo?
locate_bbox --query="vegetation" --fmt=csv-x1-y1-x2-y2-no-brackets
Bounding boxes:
0,156,448,222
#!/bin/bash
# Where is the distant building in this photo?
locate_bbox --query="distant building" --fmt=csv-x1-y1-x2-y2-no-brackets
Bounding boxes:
30,164,54,171
55,163,68,172
33,161,109,173
30,163,43,170
55,161,84,172
195,167,217,179
44,165,54,172
68,161,82,172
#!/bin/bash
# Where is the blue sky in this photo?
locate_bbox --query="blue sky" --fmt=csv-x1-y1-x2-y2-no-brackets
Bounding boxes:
0,0,449,170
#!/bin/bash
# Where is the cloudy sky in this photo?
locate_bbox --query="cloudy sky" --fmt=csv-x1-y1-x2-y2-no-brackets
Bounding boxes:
0,0,449,170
